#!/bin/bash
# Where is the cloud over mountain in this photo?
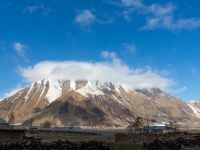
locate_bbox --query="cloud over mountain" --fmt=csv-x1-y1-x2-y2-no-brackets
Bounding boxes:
20,51,174,90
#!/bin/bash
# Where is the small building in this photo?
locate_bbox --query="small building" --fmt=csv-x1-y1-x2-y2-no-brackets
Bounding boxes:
137,124,175,134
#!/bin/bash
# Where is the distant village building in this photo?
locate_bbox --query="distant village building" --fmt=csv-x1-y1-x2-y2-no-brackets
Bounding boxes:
127,117,176,134
137,124,175,134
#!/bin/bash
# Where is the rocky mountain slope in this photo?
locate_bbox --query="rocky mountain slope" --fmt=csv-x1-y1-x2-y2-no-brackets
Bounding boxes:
187,101,200,118
0,79,199,127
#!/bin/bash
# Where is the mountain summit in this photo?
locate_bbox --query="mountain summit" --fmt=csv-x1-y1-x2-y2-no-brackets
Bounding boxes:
0,79,199,127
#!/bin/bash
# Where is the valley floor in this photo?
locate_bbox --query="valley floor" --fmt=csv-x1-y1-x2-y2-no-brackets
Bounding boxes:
0,128,142,150
1,127,200,150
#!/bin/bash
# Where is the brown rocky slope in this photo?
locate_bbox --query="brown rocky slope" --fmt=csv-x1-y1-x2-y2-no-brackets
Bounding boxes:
0,79,199,127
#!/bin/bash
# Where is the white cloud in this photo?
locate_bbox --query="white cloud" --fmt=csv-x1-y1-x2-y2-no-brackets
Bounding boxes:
23,6,39,13
170,86,188,94
20,51,174,90
75,10,96,27
23,4,51,15
12,42,29,62
122,9,134,21
120,0,200,30
147,3,175,17
13,42,24,52
191,67,197,75
173,18,200,30
101,51,117,60
122,0,143,8
143,16,200,30
121,0,175,15
123,43,137,54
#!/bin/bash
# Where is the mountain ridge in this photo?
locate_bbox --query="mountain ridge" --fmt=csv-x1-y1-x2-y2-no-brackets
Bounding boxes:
0,79,199,127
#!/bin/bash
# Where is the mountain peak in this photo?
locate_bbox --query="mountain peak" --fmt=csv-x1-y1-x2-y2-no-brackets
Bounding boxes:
24,79,133,104
0,78,200,127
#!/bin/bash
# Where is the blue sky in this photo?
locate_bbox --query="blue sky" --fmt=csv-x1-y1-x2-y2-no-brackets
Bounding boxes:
0,0,200,100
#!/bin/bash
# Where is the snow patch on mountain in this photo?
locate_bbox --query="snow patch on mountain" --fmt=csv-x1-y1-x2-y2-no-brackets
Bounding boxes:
70,80,76,90
45,80,62,103
23,79,161,104
76,81,104,96
25,83,35,101
187,101,200,118
11,91,23,103
112,95,123,105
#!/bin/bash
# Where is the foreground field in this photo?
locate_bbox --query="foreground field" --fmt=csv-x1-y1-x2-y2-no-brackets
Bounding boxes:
3,128,200,150
0,129,143,150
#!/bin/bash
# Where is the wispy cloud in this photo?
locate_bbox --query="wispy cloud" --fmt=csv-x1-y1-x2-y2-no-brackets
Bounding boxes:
97,18,114,25
101,51,117,59
122,0,144,8
121,1,175,17
191,67,197,75
23,6,39,13
147,3,175,17
143,15,200,31
122,9,134,21
23,4,51,16
170,86,188,94
75,10,96,27
20,51,175,90
12,42,29,62
123,43,137,54
117,0,200,31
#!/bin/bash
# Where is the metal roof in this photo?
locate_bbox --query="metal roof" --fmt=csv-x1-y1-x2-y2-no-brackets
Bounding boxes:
141,125,173,130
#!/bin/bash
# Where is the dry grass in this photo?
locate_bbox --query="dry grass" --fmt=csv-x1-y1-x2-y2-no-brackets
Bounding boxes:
36,131,115,143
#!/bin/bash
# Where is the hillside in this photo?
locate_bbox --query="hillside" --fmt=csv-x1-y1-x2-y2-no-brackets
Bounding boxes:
0,79,199,127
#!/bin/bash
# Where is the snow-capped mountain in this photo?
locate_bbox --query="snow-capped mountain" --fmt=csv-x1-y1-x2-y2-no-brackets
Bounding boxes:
0,79,199,127
187,101,200,118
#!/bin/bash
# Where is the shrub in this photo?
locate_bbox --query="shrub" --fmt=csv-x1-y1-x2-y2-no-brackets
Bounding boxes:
40,121,52,128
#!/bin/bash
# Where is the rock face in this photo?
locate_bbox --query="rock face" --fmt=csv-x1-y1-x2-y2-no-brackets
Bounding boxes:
0,79,199,127
187,101,200,118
